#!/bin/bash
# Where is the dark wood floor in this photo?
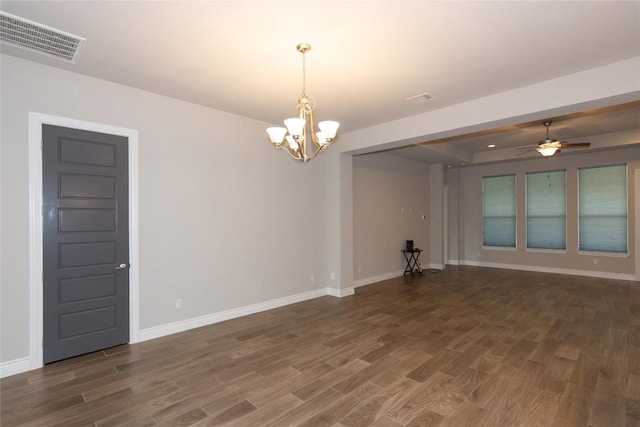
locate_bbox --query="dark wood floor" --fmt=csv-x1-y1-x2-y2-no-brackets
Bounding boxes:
2,266,639,426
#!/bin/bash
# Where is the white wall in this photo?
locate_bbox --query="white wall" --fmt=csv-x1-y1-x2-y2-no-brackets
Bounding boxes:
353,153,430,283
0,55,332,364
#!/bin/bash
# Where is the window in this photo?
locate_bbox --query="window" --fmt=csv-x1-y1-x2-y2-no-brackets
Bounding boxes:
482,174,516,247
578,164,627,253
526,170,566,250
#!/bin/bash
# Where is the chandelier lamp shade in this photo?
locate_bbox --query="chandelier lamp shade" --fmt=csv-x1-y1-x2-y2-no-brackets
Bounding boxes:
266,43,339,162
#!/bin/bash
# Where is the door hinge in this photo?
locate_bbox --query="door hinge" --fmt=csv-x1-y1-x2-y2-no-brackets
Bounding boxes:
41,139,43,150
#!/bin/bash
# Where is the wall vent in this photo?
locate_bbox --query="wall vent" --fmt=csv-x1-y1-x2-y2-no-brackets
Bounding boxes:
0,11,85,63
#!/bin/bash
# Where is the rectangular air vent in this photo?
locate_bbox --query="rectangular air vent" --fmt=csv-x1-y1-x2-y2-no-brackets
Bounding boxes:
0,11,85,63
406,92,433,104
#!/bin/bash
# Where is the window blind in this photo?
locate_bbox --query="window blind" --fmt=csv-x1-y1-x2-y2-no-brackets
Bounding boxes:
526,170,566,249
578,164,627,252
483,174,516,247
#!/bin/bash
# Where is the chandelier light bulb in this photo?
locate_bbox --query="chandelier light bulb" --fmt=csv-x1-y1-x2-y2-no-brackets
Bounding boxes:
316,131,328,146
286,135,299,151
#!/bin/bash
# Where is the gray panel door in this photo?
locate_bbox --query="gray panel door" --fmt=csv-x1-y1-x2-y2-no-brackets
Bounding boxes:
43,124,129,364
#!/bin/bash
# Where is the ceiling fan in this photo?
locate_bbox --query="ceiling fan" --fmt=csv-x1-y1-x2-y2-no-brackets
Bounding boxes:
519,120,591,157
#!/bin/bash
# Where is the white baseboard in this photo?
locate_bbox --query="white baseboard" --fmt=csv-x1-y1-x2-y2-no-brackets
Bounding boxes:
1,285,356,378
461,260,638,281
0,357,31,378
425,263,445,270
326,287,355,297
139,286,350,342
353,270,403,288
353,264,447,289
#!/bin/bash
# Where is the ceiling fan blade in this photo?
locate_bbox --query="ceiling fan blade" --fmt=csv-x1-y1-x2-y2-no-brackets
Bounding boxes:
560,142,591,148
516,147,536,155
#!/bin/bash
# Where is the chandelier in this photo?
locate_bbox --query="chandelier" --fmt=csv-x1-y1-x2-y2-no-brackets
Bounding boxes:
266,43,339,162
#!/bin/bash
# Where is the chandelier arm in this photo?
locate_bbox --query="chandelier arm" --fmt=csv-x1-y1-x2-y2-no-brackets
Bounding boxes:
279,144,303,161
298,103,308,162
307,105,321,149
305,144,328,162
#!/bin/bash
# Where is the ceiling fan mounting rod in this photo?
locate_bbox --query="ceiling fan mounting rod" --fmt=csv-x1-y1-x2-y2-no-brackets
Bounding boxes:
543,120,552,139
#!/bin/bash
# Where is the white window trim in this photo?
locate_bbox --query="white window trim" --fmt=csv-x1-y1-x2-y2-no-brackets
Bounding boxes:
577,250,629,258
526,248,568,255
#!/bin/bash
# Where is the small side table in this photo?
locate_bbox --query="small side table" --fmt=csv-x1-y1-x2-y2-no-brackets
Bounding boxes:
401,249,423,276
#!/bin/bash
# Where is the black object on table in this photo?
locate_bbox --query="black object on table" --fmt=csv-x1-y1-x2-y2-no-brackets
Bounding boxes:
401,248,423,276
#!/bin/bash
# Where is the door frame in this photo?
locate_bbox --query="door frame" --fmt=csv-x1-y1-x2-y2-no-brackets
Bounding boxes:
28,112,140,370
636,169,640,281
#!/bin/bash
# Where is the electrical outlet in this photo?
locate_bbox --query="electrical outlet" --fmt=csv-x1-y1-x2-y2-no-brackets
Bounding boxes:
331,272,335,280
176,298,182,309
310,275,315,282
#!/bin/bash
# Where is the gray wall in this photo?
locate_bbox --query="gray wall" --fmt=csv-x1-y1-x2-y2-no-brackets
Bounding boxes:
450,148,639,277
2,52,638,369
0,55,332,362
353,147,638,285
353,153,430,282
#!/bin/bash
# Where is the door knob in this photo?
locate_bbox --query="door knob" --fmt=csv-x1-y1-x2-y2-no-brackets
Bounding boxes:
115,263,128,270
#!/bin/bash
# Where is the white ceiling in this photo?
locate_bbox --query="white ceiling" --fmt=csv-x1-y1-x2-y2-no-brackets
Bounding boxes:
2,1,639,163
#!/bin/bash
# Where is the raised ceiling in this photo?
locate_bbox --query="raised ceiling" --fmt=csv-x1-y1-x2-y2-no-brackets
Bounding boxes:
1,1,639,162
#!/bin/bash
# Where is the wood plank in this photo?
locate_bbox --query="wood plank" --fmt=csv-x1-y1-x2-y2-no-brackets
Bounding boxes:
540,356,577,394
516,390,560,427
339,377,420,426
551,382,592,427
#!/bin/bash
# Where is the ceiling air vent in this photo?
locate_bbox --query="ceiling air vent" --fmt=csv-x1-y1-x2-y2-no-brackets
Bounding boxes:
0,11,85,63
406,92,433,104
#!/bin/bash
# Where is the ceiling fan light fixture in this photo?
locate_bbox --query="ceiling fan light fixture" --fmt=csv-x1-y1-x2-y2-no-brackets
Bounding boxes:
537,146,559,157
536,120,562,157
